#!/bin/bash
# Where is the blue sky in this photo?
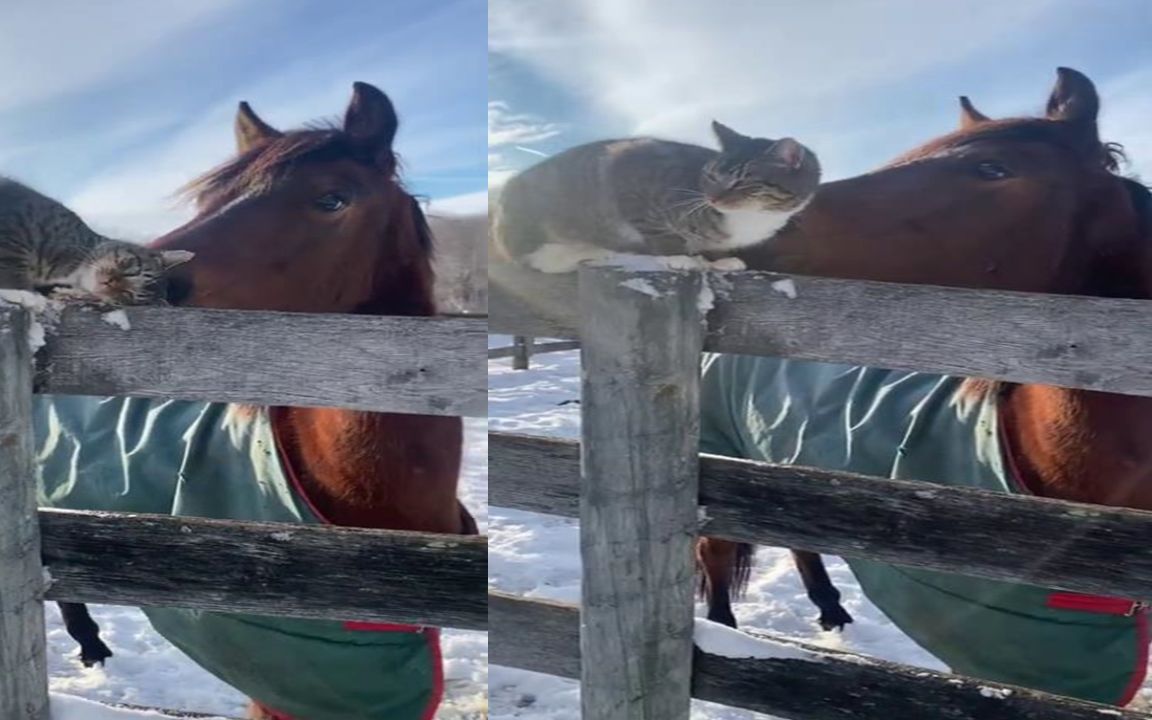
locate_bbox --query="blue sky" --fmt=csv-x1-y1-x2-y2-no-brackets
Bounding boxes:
0,0,485,240
490,0,1152,186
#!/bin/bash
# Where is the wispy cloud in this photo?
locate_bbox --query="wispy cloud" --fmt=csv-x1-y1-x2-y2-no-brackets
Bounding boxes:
488,101,561,186
486,0,1152,184
1,0,485,240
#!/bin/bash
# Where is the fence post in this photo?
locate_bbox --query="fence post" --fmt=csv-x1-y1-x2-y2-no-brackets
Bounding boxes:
577,263,704,720
0,307,49,720
512,335,534,370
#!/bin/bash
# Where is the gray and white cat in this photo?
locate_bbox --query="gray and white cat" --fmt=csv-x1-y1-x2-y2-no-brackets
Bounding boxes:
492,121,821,274
0,177,191,305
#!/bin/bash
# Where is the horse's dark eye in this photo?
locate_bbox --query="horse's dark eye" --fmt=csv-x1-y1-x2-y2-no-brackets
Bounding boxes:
314,193,349,212
975,161,1012,180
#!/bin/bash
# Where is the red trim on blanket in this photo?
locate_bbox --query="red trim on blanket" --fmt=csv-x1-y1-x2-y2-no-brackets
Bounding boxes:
251,703,297,720
421,628,445,720
1001,408,1151,707
268,407,337,526
1121,612,1150,707
267,407,446,719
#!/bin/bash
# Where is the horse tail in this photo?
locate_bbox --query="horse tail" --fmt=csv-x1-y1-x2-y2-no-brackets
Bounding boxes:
695,538,756,600
732,542,755,599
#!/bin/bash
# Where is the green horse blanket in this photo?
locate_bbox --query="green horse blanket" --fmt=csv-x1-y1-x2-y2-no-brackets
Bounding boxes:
34,395,442,720
699,353,1149,706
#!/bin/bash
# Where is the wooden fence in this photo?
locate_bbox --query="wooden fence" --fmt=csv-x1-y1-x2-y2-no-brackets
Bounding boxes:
488,263,1152,720
487,336,580,369
0,303,487,720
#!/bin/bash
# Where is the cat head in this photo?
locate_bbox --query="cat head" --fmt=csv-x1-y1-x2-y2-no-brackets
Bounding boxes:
700,121,821,212
84,242,194,305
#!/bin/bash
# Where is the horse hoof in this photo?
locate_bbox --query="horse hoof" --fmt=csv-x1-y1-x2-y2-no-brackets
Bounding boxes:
79,643,113,667
818,607,854,632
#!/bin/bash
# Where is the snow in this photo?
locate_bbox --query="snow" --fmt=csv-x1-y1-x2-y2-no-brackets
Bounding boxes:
694,618,822,662
0,288,60,354
769,279,797,299
46,419,488,719
101,310,132,330
487,339,1152,718
51,693,227,719
618,278,662,298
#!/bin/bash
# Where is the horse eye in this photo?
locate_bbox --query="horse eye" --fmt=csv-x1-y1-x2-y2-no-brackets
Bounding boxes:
313,192,350,212
975,161,1012,180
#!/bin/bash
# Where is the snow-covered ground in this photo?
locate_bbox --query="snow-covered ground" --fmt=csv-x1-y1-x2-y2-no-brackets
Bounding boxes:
487,337,1152,718
46,418,489,719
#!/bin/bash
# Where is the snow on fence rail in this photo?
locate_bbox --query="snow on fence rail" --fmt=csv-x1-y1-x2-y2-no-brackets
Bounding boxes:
488,263,1152,720
0,304,488,720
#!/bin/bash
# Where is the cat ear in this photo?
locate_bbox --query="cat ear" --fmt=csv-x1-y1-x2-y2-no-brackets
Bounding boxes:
770,138,806,169
344,82,398,168
159,250,195,270
235,101,283,154
711,120,749,151
958,96,990,129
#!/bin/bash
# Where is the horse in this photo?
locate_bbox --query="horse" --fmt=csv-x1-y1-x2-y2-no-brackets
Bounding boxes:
696,67,1152,706
49,81,475,720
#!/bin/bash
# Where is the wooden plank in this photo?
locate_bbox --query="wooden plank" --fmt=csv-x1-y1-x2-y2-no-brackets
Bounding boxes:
492,268,1152,398
39,509,487,631
577,265,704,720
488,340,580,360
488,592,1152,720
489,431,1152,600
0,307,49,720
35,306,486,417
511,335,534,370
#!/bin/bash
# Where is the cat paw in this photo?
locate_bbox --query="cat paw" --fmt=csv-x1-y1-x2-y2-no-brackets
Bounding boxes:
708,257,746,272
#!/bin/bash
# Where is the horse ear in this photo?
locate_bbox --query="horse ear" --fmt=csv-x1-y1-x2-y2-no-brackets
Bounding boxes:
159,250,195,270
711,120,749,151
1045,67,1100,128
344,82,399,157
235,101,282,153
959,96,989,128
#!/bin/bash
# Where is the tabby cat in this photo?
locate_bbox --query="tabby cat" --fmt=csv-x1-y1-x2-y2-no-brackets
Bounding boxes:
492,120,820,274
0,177,192,305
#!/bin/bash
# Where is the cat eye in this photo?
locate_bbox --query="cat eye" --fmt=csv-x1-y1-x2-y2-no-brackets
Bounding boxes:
119,255,142,276
313,192,350,212
974,161,1013,180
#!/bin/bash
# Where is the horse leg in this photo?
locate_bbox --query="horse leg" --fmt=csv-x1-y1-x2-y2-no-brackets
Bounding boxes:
57,601,113,667
458,501,479,535
792,550,853,631
696,537,754,628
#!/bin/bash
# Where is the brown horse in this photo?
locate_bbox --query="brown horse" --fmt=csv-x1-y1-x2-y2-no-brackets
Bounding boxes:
59,82,475,720
697,67,1152,699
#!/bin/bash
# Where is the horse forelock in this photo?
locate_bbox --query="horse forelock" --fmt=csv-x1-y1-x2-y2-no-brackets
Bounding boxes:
179,123,396,212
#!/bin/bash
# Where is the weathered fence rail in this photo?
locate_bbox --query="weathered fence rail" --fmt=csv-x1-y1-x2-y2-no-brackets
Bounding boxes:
489,263,1152,720
38,305,486,417
487,337,579,364
41,510,487,629
492,270,1152,396
0,303,487,720
490,431,1152,600
489,591,1152,720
